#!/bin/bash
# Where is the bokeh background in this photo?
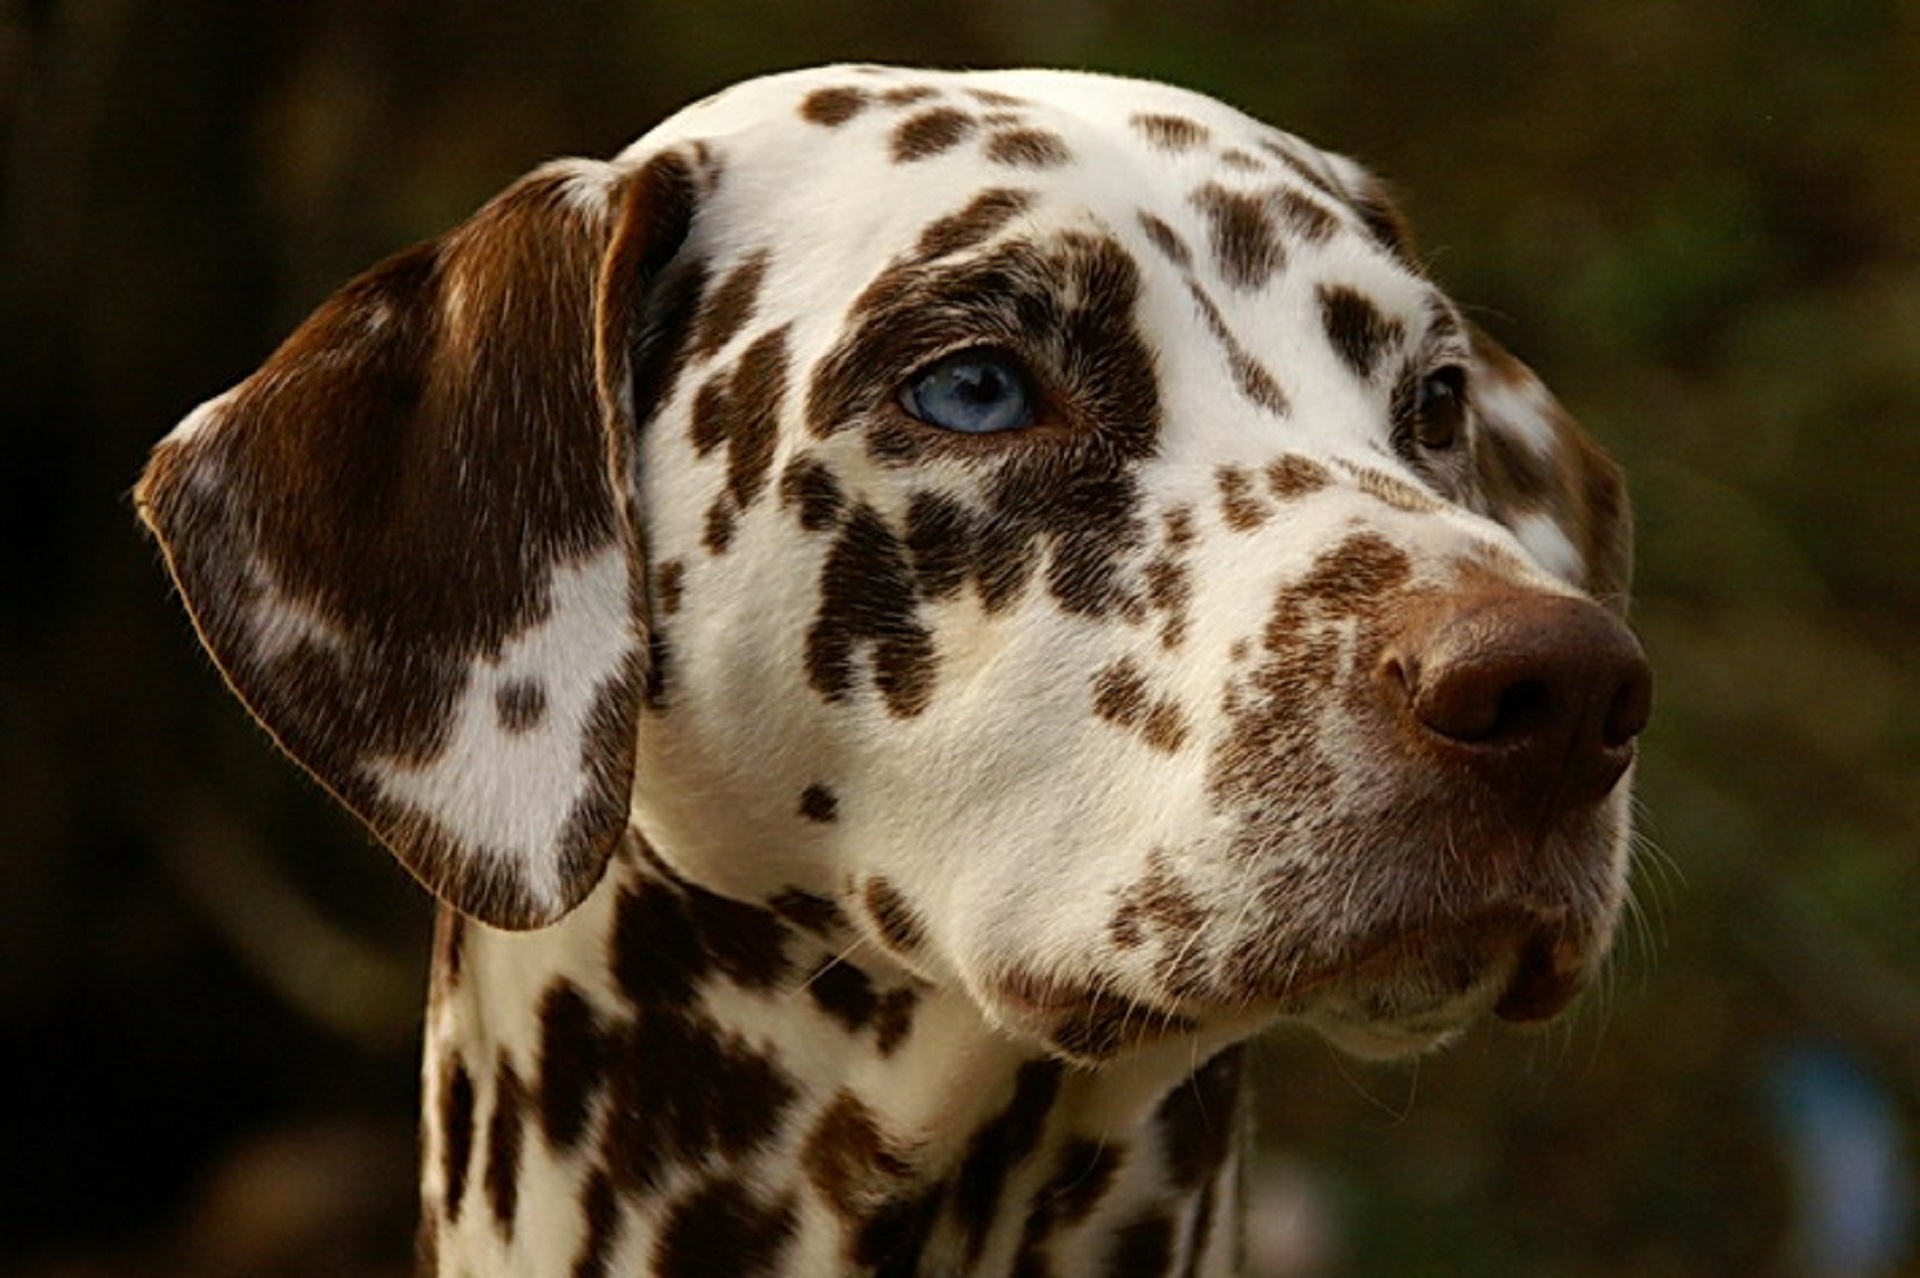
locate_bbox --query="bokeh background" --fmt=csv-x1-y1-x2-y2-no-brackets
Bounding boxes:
5,2,1917,1275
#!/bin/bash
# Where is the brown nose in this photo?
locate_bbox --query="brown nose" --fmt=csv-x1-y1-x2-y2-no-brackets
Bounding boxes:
1385,594,1652,819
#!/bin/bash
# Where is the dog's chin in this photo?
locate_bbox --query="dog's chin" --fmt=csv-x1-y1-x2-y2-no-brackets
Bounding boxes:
1292,920,1595,1060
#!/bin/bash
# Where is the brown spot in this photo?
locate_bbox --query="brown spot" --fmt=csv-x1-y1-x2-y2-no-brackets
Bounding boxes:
1132,112,1210,152
1144,553,1191,650
1156,1047,1244,1189
690,250,771,360
875,988,918,1056
1163,505,1196,549
656,559,686,615
1187,281,1289,415
603,1010,798,1194
778,455,845,531
484,1056,525,1235
537,979,606,1152
1318,283,1404,380
807,504,937,718
1277,189,1341,244
1092,658,1189,753
1219,147,1263,172
903,490,972,601
985,127,1071,168
891,107,976,162
611,872,790,1010
690,325,790,513
808,959,880,1033
770,888,848,935
570,1170,620,1278
954,1060,1064,1264
1265,454,1332,501
440,1056,475,1221
1337,459,1442,513
702,499,736,554
1284,531,1412,623
654,1179,796,1278
914,188,1036,261
863,877,928,955
1215,465,1270,531
881,83,940,106
1190,182,1285,290
1137,211,1193,269
800,86,869,127
803,1091,914,1219
1111,850,1207,956
494,678,546,733
799,782,839,823
967,87,1029,107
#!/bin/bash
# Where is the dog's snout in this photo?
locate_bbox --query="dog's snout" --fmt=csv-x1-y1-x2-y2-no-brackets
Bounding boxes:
1385,594,1652,816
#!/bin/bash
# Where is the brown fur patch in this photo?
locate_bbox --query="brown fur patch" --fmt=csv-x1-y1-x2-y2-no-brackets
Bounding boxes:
800,86,869,127
537,979,606,1152
654,1179,796,1277
484,1056,526,1235
1131,112,1210,152
494,679,546,733
778,455,845,531
891,107,977,162
806,503,938,717
1318,283,1405,380
1137,211,1194,269
985,127,1071,168
799,783,839,823
1092,658,1190,754
1186,281,1289,415
803,1091,915,1220
863,877,929,955
914,188,1037,261
1190,182,1286,290
1215,465,1271,531
690,250,772,360
1265,454,1332,502
440,1056,475,1221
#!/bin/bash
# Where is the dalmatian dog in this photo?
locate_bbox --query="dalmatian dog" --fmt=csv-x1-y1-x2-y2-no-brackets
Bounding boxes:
139,65,1650,1278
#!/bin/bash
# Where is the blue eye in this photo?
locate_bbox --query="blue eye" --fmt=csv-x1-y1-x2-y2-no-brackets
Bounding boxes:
903,349,1034,434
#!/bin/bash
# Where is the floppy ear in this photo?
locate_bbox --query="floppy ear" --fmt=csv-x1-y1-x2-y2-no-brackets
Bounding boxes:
1465,326,1634,613
137,152,698,929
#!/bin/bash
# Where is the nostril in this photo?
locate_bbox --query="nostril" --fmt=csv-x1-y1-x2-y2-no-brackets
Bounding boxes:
1490,679,1552,744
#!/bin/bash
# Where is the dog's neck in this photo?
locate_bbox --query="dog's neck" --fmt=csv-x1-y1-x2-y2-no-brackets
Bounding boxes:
418,830,1246,1277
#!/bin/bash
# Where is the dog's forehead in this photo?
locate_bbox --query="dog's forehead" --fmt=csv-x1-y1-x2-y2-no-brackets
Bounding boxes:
620,65,1375,269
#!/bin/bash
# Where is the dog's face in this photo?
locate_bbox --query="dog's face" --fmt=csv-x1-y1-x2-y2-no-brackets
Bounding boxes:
138,67,1648,1064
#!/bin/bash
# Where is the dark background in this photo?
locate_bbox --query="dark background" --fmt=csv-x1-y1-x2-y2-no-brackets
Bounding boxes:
5,2,1917,1275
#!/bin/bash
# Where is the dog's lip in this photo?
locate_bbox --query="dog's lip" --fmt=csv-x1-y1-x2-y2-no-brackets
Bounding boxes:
1491,930,1587,1023
1273,906,1590,1024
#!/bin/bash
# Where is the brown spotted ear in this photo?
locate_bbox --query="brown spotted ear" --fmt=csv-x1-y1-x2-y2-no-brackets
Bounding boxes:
1465,325,1634,612
137,152,697,929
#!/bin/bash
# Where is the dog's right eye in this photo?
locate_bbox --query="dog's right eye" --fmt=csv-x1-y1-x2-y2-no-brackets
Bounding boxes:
902,349,1035,434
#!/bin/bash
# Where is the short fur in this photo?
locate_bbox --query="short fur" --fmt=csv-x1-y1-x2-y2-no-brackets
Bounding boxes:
140,66,1650,1277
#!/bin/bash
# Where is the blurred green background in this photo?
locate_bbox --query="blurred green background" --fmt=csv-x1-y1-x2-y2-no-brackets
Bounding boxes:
4,2,1917,1275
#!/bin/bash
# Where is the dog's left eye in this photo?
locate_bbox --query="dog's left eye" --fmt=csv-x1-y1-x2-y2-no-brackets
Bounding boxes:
1412,366,1468,451
903,349,1035,434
